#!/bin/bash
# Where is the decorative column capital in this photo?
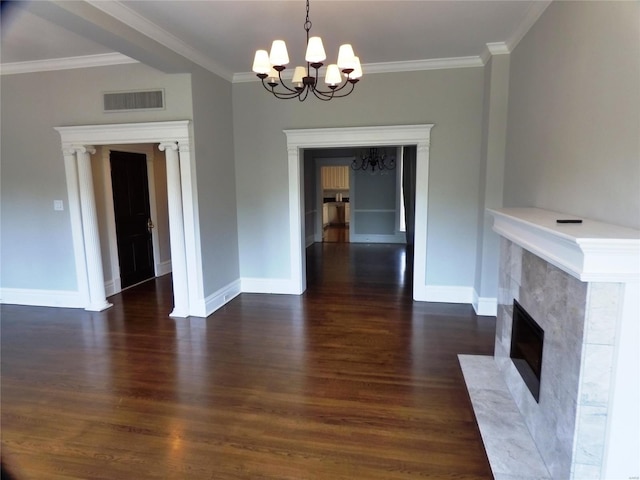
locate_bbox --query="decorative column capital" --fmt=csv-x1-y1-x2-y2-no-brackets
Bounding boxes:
158,141,179,152
63,145,96,156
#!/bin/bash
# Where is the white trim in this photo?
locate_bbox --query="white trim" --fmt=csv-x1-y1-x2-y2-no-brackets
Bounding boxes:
188,279,242,318
233,56,483,83
284,125,433,301
104,279,118,297
55,121,199,317
305,234,316,248
157,260,172,276
349,233,406,244
480,42,510,64
414,285,475,305
87,0,233,81
0,53,138,76
488,208,640,283
472,290,498,317
240,278,301,295
0,288,85,309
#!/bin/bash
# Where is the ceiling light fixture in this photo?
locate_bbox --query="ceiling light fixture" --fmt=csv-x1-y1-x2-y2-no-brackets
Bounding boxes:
351,148,396,172
251,0,362,101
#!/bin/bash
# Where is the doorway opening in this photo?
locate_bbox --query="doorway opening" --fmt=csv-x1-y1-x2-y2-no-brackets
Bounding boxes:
284,125,433,301
55,121,197,317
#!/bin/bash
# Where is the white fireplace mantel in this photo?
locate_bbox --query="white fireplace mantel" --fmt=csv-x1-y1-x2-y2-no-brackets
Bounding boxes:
488,208,640,283
485,207,640,480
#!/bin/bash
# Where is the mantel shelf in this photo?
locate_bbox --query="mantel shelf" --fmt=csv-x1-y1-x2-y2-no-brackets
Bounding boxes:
488,208,640,283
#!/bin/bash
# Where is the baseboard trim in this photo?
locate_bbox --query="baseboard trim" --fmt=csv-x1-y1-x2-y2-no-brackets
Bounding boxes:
156,260,172,276
350,233,406,244
240,277,301,295
472,290,498,316
413,285,474,304
0,288,86,309
305,234,315,248
188,279,242,318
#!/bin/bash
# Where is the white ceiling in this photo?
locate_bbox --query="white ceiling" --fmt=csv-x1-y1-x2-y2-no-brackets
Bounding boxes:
1,1,550,80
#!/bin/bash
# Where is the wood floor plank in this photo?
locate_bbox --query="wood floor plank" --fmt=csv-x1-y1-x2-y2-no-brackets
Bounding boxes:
1,243,495,479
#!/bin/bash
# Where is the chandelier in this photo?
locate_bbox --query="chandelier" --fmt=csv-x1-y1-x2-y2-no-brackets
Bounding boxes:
251,0,362,101
351,148,396,172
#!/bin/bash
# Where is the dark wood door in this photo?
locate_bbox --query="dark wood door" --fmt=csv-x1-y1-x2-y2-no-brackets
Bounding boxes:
110,151,155,289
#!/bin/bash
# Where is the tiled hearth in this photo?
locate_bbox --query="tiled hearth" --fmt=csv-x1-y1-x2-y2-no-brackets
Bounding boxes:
461,208,639,480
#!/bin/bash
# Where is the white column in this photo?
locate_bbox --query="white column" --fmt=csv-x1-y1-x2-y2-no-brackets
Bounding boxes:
75,145,112,311
412,141,430,301
159,141,189,318
62,148,90,305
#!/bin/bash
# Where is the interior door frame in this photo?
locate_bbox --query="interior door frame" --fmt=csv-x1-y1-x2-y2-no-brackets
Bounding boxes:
284,124,434,300
55,120,197,317
102,145,161,295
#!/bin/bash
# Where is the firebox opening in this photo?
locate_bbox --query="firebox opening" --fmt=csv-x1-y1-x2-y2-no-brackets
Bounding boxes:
510,300,544,402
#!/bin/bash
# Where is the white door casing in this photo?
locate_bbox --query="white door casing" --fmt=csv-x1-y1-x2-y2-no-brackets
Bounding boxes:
284,124,433,300
55,120,197,317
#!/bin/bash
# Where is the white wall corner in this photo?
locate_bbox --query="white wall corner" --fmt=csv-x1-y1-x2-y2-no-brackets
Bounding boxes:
190,279,242,318
472,289,498,316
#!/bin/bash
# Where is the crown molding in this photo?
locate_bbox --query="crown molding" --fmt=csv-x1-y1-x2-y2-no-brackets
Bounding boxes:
233,56,483,83
480,42,510,64
506,0,553,51
86,0,234,81
0,53,138,76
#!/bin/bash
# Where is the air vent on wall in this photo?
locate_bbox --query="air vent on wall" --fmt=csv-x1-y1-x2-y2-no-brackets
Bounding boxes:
103,89,165,112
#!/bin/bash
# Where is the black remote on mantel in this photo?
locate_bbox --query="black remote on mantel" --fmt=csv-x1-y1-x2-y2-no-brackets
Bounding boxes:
556,219,583,224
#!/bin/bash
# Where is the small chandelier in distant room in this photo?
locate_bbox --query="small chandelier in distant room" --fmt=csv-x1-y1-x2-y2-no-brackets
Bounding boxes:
251,0,362,101
351,148,396,172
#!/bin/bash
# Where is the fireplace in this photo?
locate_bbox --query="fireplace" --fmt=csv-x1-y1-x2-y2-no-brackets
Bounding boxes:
510,300,544,402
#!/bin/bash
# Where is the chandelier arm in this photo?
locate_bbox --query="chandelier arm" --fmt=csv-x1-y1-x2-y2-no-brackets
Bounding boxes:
319,81,356,98
298,87,311,102
311,87,335,101
261,79,304,99
275,70,303,94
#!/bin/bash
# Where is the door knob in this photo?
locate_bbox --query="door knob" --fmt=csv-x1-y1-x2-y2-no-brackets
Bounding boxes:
147,218,154,233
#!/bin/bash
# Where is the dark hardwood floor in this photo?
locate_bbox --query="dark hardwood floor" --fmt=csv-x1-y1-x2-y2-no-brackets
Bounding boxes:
1,243,495,479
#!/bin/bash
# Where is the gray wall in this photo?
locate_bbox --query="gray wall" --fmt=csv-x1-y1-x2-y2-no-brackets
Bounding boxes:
504,1,640,229
233,68,485,287
352,148,398,236
190,66,240,295
0,63,193,291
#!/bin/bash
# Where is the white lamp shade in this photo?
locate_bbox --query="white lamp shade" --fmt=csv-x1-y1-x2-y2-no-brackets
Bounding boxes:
268,67,279,82
337,44,356,70
305,36,326,63
292,66,306,84
324,64,342,86
269,40,289,66
350,56,363,79
252,50,271,74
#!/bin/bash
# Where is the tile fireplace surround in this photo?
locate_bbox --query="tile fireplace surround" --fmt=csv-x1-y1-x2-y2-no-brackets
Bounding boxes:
463,208,639,480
